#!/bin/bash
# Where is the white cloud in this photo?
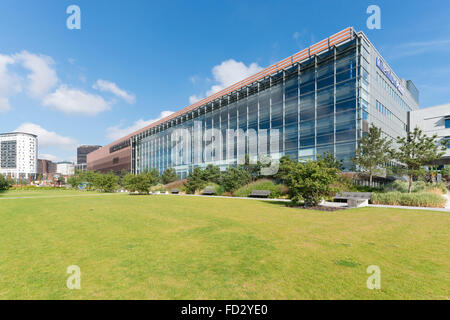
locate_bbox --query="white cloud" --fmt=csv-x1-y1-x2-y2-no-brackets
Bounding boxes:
93,79,135,104
189,94,202,104
190,59,263,103
43,85,111,116
14,51,58,98
0,54,22,112
14,123,77,150
106,110,174,141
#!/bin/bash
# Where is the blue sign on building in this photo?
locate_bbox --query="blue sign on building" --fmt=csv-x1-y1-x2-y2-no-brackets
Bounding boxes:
376,57,404,95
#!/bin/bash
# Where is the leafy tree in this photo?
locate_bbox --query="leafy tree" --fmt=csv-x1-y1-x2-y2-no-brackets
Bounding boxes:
318,152,344,171
275,155,296,183
202,164,221,184
0,174,11,191
161,167,178,185
285,160,339,207
391,127,446,193
220,166,252,192
149,168,161,185
67,175,83,189
184,167,207,194
122,171,158,194
80,171,98,190
352,125,392,187
93,172,119,193
241,154,262,181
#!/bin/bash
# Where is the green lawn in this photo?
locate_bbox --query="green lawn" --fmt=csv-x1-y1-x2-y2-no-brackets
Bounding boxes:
0,190,449,300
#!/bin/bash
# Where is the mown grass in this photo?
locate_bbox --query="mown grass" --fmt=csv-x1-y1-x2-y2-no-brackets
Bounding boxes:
0,191,449,299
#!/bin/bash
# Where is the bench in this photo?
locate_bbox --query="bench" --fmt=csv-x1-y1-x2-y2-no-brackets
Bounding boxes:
202,187,216,195
170,188,180,194
249,190,271,198
334,192,372,208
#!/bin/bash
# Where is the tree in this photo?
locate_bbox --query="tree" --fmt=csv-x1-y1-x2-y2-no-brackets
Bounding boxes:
391,127,446,193
202,164,221,184
352,125,392,187
285,160,339,207
0,174,11,191
148,168,160,185
220,167,252,192
241,154,262,181
184,167,207,194
161,168,178,185
122,171,158,194
275,155,296,183
80,171,98,190
93,172,119,193
318,152,344,171
67,175,83,189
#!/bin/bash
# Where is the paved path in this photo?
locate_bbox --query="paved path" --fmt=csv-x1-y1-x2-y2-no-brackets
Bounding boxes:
368,204,450,212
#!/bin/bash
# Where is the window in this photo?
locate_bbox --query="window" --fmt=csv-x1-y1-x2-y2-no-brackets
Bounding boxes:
445,137,450,149
445,116,450,128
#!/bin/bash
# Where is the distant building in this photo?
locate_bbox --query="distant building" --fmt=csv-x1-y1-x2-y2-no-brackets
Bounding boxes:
0,132,37,180
77,145,101,165
409,103,450,166
87,138,131,175
75,163,87,172
38,159,57,175
57,161,75,176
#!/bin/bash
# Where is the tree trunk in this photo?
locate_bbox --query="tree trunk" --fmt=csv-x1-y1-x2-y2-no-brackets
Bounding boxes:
369,170,373,188
408,174,413,194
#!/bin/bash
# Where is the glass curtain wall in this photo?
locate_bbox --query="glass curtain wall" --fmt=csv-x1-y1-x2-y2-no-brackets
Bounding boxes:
133,39,361,176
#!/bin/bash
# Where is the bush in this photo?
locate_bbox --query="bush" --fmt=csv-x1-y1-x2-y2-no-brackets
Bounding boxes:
184,167,207,194
285,160,339,206
93,172,119,193
0,175,11,191
122,172,158,194
233,179,286,198
161,168,178,185
372,192,446,208
220,167,252,192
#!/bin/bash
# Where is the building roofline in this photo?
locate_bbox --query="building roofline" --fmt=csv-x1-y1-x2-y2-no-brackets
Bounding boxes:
0,132,38,138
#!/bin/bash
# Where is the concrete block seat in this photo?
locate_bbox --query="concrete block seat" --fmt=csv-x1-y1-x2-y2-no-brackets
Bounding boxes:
334,192,372,208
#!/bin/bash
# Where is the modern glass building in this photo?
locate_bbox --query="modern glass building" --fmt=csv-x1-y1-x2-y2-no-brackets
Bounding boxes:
130,28,419,178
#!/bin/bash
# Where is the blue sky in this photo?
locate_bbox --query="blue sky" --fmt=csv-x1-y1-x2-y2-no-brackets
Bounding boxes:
1,0,449,162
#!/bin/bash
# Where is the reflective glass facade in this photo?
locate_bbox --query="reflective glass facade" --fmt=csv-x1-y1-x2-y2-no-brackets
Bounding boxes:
131,31,418,177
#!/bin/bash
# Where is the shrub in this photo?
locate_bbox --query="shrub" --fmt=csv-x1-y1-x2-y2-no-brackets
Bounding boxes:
285,160,339,207
184,167,207,194
372,192,446,208
93,172,119,193
161,168,178,185
220,167,252,192
233,179,286,198
122,172,158,194
0,175,11,191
